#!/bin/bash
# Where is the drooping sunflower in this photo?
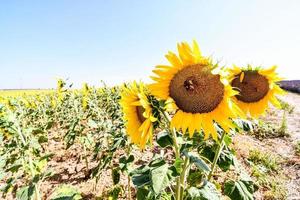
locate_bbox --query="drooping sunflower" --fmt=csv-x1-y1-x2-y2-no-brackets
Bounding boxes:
228,65,285,118
120,82,157,149
149,41,244,140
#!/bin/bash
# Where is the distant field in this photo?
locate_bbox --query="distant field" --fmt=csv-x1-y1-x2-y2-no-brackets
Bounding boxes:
1,80,299,97
0,89,54,97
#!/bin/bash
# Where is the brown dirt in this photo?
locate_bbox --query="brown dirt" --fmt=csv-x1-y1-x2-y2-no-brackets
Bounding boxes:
233,92,300,200
38,126,159,200
2,92,300,200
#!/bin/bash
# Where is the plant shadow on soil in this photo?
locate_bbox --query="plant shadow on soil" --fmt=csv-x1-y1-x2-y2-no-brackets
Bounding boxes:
2,92,300,200
47,93,300,200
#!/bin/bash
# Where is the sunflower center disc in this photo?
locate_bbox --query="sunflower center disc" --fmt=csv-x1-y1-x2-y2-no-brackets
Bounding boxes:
136,106,146,123
169,64,224,113
231,71,269,103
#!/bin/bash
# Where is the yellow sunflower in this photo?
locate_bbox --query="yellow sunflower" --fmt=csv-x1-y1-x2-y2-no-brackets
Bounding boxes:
149,41,244,140
120,82,157,149
81,83,90,110
228,65,285,118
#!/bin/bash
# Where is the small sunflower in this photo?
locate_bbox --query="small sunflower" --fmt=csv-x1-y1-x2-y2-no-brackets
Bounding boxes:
120,82,157,149
149,41,243,140
82,83,90,110
228,65,285,118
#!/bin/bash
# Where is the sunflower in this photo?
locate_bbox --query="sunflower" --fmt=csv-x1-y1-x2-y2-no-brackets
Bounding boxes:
120,82,157,149
149,41,243,140
82,83,90,110
228,65,285,118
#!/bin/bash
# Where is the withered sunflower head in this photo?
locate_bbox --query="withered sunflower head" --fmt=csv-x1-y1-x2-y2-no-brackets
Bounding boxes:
169,64,224,113
231,71,269,103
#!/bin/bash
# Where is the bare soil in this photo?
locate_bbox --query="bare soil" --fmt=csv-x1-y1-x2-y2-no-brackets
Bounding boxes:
233,92,300,200
3,92,300,200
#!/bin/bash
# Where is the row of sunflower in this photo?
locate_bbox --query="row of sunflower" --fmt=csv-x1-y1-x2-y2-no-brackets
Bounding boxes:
0,81,128,199
120,41,284,199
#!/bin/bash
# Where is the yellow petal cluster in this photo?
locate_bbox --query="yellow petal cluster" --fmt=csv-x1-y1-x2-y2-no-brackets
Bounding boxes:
228,65,285,118
120,82,157,149
149,41,244,140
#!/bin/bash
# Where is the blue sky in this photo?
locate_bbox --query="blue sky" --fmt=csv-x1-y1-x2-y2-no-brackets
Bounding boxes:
0,0,299,89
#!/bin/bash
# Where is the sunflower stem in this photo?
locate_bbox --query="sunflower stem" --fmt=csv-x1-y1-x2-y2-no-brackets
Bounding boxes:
162,111,182,200
207,131,226,181
161,111,180,158
170,127,180,158
170,127,181,200
126,142,132,200
179,156,189,200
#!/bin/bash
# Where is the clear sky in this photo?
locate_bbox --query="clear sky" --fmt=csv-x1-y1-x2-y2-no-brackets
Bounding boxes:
1,0,299,89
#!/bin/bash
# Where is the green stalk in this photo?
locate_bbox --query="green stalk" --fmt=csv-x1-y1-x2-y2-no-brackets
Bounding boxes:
161,112,180,158
126,142,132,200
15,112,42,200
207,131,226,181
162,111,181,200
179,156,189,200
28,154,41,200
170,127,180,158
170,127,181,200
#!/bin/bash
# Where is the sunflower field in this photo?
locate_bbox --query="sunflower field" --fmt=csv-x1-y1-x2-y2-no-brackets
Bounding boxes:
0,41,299,200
